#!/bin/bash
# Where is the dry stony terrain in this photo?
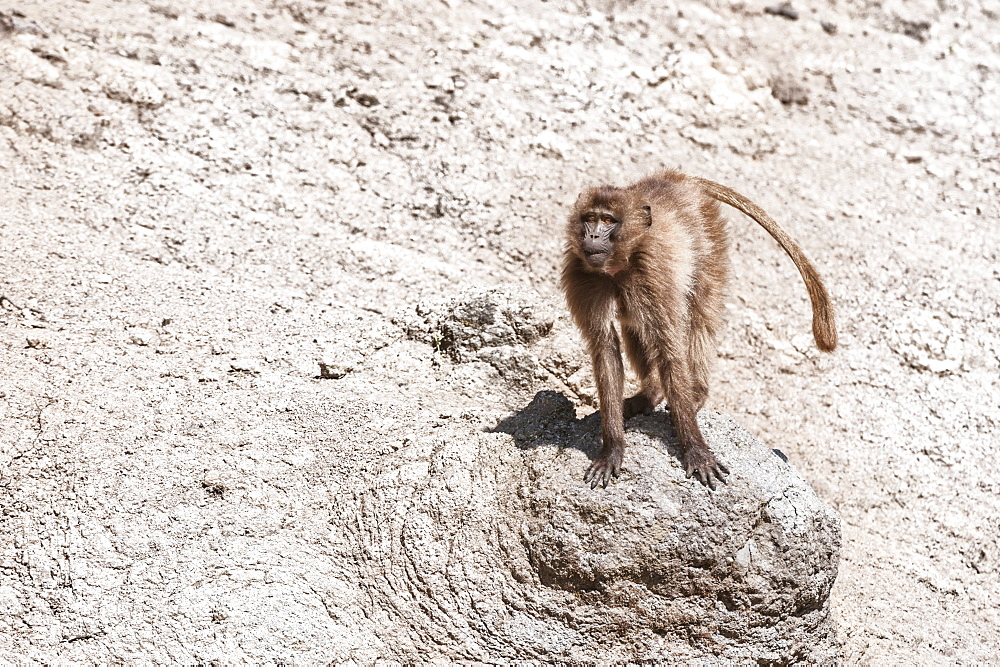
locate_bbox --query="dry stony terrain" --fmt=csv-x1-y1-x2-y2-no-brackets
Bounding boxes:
1,0,998,662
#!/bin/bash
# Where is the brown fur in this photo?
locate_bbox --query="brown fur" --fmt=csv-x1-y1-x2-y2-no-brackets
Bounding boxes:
561,169,836,489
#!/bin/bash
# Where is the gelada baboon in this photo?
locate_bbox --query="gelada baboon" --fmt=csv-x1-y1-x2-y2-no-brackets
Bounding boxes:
561,169,836,489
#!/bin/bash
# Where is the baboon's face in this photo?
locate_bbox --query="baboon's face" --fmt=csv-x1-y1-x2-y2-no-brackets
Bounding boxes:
566,187,651,274
578,208,620,268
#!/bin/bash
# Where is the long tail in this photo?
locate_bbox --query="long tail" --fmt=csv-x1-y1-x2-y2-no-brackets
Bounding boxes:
694,177,838,352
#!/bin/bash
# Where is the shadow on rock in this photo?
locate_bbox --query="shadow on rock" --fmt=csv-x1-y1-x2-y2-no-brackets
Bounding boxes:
492,390,697,468
494,391,792,476
490,389,598,456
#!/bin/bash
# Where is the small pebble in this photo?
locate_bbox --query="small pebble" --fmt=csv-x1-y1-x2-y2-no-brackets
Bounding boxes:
129,329,158,346
765,2,799,20
230,358,260,373
318,360,353,379
26,337,51,349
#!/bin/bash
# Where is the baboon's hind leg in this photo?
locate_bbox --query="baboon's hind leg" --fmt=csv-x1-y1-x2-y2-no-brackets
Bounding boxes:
622,326,663,420
686,321,715,411
686,270,726,410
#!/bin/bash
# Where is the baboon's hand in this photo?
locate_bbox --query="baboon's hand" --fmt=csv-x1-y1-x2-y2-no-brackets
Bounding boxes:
584,451,622,490
683,447,730,490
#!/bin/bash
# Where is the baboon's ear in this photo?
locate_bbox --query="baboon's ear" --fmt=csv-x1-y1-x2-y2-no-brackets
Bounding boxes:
642,205,652,226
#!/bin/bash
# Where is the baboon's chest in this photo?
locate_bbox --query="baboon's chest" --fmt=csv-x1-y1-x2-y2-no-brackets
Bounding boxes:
614,277,679,336
614,287,646,333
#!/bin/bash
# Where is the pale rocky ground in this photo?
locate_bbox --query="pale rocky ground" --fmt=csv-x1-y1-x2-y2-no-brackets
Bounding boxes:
0,0,997,662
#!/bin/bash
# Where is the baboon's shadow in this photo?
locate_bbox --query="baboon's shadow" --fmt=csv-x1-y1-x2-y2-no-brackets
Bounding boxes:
490,390,684,464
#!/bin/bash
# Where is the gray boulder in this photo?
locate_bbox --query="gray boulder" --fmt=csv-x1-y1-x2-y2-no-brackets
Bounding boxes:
346,391,841,662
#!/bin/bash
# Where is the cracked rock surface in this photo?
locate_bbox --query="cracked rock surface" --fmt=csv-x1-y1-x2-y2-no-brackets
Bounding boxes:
1,0,998,662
